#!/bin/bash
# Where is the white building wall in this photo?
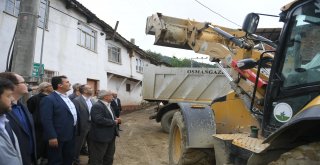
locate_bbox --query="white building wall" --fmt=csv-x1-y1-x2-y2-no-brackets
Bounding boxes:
105,43,149,105
107,77,142,105
0,0,160,106
0,0,18,71
132,52,145,80
105,41,130,77
33,0,108,89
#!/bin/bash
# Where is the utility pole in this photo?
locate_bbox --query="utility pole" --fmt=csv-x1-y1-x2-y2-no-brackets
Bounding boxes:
191,57,208,67
11,0,39,80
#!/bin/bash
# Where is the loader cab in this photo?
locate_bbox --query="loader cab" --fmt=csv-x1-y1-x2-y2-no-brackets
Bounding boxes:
264,0,320,137
244,0,320,138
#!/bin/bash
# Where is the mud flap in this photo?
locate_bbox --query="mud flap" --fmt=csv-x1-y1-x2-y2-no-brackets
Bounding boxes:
178,102,216,148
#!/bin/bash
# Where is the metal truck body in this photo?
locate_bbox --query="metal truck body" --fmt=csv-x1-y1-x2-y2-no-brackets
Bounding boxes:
143,65,231,132
143,65,231,103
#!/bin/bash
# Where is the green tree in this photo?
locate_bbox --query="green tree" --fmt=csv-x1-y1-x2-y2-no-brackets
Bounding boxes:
146,50,215,68
146,50,162,61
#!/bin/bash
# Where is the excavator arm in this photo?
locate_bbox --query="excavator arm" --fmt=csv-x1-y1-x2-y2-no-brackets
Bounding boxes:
146,13,270,65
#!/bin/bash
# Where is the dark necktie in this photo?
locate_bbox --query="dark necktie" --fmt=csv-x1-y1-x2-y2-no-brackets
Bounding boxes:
5,123,16,149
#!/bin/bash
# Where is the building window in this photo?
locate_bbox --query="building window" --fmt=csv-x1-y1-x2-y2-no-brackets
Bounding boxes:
77,22,96,51
5,0,49,28
108,45,121,64
136,58,143,73
41,70,59,82
126,84,131,92
5,0,20,17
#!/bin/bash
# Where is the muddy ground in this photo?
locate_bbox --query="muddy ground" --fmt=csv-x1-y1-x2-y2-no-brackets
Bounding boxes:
80,106,169,165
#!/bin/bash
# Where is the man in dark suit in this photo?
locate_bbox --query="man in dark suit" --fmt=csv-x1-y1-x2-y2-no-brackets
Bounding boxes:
89,90,120,165
27,82,53,164
73,84,94,165
0,72,37,165
40,76,79,165
110,91,122,131
69,83,89,156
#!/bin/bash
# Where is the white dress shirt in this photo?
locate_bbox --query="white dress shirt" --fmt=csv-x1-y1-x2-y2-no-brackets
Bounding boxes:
82,95,93,120
101,100,115,120
114,98,118,105
0,115,9,137
55,91,78,125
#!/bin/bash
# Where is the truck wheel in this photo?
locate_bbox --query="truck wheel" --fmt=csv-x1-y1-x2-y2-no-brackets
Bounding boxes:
161,110,178,133
169,111,215,165
268,142,320,165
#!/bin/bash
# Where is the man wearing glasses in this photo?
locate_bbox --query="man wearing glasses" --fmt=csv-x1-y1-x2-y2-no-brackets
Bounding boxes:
0,72,37,165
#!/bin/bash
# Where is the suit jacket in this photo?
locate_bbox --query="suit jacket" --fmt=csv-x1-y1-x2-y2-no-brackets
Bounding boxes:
27,92,47,131
0,125,22,165
68,93,77,100
40,92,80,142
72,95,94,132
89,100,119,143
110,98,121,118
7,101,37,165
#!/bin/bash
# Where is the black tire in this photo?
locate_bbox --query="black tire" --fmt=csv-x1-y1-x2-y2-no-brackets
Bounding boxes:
161,110,178,133
268,142,320,165
169,111,215,165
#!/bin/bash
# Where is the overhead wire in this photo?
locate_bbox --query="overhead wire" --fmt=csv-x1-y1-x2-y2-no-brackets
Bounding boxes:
194,0,242,27
6,24,17,72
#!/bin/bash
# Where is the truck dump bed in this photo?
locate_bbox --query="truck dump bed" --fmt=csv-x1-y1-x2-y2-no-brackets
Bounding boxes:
142,65,231,104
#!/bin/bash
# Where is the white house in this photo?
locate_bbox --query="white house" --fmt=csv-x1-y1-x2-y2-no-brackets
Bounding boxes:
0,0,167,110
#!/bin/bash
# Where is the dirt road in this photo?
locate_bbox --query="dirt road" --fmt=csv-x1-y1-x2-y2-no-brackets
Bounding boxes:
80,106,169,165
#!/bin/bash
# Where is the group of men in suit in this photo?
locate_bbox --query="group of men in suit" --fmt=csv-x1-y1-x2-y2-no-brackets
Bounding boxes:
0,73,122,165
71,83,122,165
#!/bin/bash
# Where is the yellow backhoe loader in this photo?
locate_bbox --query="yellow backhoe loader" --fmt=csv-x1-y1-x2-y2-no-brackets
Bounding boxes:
145,0,320,164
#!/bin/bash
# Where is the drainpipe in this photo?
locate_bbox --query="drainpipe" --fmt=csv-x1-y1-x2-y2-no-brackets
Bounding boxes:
38,0,49,83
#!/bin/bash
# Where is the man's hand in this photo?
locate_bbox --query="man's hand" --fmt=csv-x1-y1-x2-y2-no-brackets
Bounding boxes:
49,138,58,148
115,118,121,124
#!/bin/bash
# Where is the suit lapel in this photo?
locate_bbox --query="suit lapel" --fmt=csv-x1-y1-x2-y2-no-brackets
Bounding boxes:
79,96,89,115
0,129,14,149
7,102,32,135
52,92,72,115
98,100,114,119
117,98,120,106
20,102,34,127
7,112,23,131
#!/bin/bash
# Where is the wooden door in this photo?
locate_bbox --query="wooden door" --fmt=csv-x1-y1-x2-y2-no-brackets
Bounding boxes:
87,79,99,96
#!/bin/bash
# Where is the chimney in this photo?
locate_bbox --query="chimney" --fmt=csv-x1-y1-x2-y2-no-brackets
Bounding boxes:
130,38,135,44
